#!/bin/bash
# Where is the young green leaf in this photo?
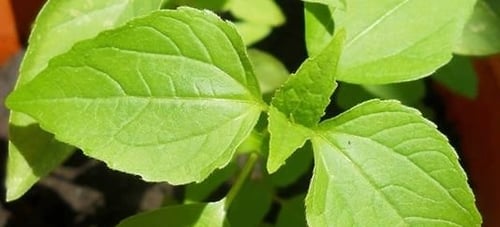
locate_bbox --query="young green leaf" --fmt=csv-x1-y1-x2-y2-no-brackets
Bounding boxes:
272,30,344,127
6,0,164,201
7,7,264,184
455,0,500,56
334,0,476,84
267,31,344,173
118,200,228,227
306,99,481,226
433,55,478,98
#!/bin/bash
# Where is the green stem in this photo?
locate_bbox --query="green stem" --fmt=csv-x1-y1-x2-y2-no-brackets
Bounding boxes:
224,153,259,209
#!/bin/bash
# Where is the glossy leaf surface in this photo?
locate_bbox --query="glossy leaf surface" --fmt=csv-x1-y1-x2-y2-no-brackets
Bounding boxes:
334,0,476,84
6,0,164,201
7,8,264,184
306,100,481,226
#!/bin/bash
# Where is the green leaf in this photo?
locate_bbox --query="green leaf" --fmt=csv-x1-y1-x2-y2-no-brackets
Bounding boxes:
118,200,228,227
247,49,289,94
306,99,482,226
227,0,285,45
270,142,313,188
272,31,344,127
302,0,346,9
185,162,238,203
7,123,73,201
455,0,500,56
7,7,264,184
6,0,164,201
276,194,307,227
227,181,273,227
173,0,230,10
335,0,476,84
433,55,478,98
304,2,335,57
228,0,285,27
267,107,312,173
266,32,344,173
233,23,272,46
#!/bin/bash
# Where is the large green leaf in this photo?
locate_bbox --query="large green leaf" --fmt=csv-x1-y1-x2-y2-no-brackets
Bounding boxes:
455,0,500,56
118,200,228,227
7,7,264,184
6,0,164,201
267,32,344,173
334,0,476,84
433,55,478,98
306,100,481,226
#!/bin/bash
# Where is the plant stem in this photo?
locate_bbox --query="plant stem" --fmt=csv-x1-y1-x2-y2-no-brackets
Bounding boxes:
224,153,259,209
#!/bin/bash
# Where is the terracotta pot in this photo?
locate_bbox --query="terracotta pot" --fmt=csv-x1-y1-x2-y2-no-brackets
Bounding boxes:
435,55,500,227
0,0,20,64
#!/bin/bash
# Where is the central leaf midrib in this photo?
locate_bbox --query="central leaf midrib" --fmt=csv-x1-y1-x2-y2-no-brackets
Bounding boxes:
91,45,257,100
345,0,411,48
322,131,474,223
13,96,261,106
315,134,408,224
112,102,259,147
